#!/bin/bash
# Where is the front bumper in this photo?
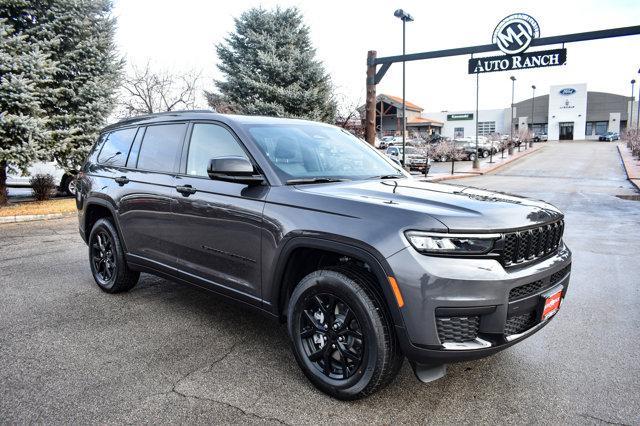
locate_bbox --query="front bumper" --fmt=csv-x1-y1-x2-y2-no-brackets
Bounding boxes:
386,242,572,364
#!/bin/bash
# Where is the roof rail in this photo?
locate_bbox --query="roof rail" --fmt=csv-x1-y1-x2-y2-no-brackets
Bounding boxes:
112,109,216,126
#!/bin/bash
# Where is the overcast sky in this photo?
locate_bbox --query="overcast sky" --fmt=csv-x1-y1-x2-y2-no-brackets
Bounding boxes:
113,0,640,114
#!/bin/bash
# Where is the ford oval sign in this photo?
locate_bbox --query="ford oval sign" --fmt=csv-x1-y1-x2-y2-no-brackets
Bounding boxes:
559,88,576,95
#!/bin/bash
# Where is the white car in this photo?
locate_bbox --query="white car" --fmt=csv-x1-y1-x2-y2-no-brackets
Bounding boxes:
6,162,77,196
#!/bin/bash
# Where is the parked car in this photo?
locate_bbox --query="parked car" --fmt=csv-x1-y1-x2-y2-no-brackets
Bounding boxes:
532,133,548,142
78,111,571,400
385,145,428,171
6,161,77,196
442,139,480,161
464,137,497,158
599,132,619,142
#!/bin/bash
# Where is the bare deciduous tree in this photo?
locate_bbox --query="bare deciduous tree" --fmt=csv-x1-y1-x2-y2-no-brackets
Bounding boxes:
118,62,202,117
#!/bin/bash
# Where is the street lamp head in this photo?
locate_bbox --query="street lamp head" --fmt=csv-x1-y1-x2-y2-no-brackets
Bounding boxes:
394,9,414,22
532,85,536,90
510,76,516,81
632,79,637,84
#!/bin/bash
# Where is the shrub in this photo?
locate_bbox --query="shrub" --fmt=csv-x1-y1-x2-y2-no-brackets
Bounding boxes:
30,173,56,201
623,129,640,158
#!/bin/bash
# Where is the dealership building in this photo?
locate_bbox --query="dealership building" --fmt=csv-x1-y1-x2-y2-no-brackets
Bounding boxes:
422,83,638,140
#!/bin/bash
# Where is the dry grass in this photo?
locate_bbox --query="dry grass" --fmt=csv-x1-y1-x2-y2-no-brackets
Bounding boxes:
0,198,76,217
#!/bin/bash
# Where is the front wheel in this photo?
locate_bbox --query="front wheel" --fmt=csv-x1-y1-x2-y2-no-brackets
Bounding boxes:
287,268,403,400
469,153,477,161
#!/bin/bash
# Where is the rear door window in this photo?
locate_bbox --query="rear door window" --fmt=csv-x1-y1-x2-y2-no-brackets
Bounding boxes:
97,127,138,166
136,123,187,173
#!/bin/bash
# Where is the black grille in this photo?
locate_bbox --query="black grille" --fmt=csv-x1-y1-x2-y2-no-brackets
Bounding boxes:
504,312,537,335
501,220,564,267
550,264,571,284
509,280,544,302
436,316,479,343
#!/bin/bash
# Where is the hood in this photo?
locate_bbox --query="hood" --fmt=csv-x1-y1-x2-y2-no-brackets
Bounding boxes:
295,178,563,233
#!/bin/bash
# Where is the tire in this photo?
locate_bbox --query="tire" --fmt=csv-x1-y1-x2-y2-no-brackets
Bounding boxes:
482,150,490,158
287,267,403,400
62,175,77,196
469,153,477,161
88,218,139,293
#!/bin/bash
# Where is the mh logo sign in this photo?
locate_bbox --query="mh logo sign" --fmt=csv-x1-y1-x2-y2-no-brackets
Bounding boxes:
492,14,540,55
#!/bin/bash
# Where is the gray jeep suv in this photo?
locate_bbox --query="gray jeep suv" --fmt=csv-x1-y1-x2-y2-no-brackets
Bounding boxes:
76,111,571,400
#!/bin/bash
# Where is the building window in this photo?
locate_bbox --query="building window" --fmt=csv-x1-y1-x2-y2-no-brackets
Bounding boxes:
454,127,464,138
594,122,608,136
532,124,548,135
585,122,593,136
478,121,496,136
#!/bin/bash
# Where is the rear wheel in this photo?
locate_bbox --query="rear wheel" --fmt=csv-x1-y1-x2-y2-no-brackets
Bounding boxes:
287,268,403,400
482,150,490,158
61,175,76,196
469,153,477,161
88,218,139,293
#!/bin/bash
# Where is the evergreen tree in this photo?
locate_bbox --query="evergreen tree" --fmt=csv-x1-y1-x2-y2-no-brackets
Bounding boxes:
0,0,122,176
0,17,51,205
211,7,336,122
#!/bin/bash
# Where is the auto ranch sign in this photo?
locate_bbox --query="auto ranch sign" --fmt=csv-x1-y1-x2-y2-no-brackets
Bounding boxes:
468,14,567,74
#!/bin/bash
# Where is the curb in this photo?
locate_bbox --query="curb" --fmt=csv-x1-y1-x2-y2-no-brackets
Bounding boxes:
426,144,544,183
0,212,75,224
616,144,640,191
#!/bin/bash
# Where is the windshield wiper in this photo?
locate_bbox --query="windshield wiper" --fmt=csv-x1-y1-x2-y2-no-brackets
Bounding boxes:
368,174,405,180
285,177,349,185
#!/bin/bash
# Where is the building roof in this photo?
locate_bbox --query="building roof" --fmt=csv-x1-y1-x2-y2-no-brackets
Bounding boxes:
407,116,443,127
379,94,424,112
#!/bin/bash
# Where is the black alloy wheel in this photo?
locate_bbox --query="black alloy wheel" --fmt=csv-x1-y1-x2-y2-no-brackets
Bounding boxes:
91,230,116,285
299,293,364,380
88,218,139,293
288,268,403,400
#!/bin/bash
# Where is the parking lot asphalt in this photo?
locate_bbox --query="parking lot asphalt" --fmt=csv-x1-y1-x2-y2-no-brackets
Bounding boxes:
1,141,639,424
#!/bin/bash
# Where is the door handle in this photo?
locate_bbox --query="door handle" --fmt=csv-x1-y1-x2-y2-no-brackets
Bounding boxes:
176,185,197,196
114,176,129,186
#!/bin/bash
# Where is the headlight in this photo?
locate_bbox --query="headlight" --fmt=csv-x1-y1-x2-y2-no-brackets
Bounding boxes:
404,231,499,254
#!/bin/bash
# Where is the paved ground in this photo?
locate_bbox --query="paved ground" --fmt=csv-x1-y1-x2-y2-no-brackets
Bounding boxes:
1,141,639,424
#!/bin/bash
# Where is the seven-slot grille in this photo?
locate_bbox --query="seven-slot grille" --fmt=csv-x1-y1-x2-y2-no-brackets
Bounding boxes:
436,316,480,343
501,220,564,267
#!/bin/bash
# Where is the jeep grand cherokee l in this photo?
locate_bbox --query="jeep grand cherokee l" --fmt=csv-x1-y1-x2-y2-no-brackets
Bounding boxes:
77,111,571,400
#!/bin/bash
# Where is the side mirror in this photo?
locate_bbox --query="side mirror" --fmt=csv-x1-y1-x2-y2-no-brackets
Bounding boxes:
207,157,264,185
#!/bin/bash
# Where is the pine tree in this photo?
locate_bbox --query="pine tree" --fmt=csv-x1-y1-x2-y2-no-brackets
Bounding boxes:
0,0,122,176
211,7,336,122
0,18,52,205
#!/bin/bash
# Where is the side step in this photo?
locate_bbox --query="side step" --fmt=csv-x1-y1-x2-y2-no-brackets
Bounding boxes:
409,362,447,383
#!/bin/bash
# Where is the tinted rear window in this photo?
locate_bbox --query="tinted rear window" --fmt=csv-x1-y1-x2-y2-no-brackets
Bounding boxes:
97,127,138,166
136,123,186,172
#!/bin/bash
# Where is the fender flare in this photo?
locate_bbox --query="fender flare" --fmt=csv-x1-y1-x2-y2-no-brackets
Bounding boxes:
269,234,406,328
82,197,128,251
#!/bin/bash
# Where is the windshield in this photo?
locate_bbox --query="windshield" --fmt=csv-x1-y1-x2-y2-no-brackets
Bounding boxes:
245,124,403,182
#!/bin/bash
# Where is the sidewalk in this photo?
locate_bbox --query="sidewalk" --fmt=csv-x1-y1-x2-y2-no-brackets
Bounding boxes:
617,143,640,191
421,143,545,182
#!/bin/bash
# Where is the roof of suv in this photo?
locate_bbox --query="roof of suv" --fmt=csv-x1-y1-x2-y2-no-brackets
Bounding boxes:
101,110,332,133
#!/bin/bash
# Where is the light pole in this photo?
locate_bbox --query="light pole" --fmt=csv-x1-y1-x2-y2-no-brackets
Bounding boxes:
631,79,636,132
510,76,516,155
394,9,413,168
473,71,480,169
637,68,640,131
530,85,536,148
